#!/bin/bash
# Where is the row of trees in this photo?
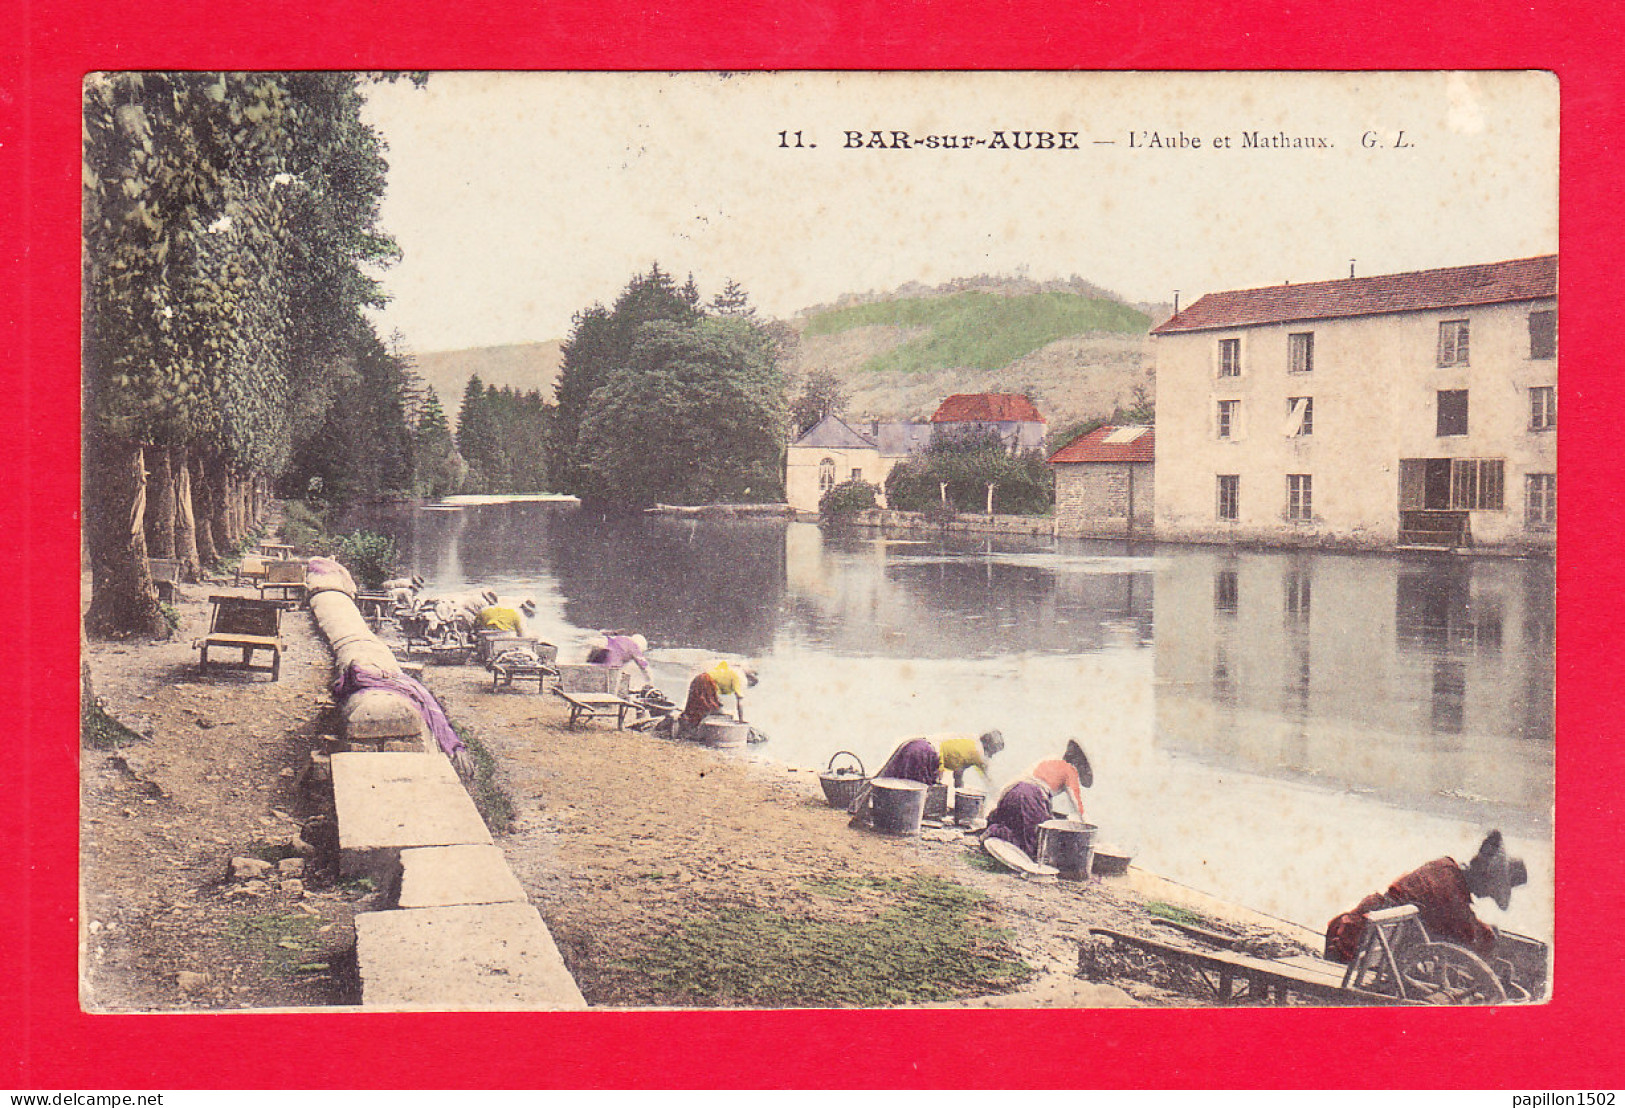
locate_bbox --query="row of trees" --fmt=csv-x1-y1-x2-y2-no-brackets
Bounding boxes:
456,376,550,495
883,430,1055,516
82,72,421,637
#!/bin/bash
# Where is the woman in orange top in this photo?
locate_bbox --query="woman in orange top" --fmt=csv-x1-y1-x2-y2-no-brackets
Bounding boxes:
983,740,1093,858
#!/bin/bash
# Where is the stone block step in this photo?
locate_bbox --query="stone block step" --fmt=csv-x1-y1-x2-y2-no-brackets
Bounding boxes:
397,844,528,909
355,902,587,1010
331,752,491,878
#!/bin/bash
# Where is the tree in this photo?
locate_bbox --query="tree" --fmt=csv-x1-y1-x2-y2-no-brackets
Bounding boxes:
575,316,787,506
549,263,704,494
885,428,1054,516
710,278,755,317
284,329,416,502
456,375,495,491
82,71,409,637
790,369,849,437
454,380,550,494
818,478,878,521
411,387,464,498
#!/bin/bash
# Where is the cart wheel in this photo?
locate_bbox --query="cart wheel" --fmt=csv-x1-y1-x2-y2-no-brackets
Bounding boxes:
1398,942,1508,1005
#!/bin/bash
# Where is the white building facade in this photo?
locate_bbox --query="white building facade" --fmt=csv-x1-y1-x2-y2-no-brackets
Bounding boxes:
1151,256,1556,553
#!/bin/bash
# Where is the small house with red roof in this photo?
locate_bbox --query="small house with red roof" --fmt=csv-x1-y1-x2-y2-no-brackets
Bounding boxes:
930,393,1048,453
1048,425,1155,537
1150,255,1555,551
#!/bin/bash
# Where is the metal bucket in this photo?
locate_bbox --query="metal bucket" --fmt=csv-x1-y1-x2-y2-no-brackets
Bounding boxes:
1036,820,1097,879
818,751,869,808
924,783,950,820
870,778,928,836
953,789,986,823
698,719,751,749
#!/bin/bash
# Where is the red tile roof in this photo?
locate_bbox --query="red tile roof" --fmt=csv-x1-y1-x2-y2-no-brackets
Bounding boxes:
1048,426,1155,465
930,393,1047,424
1152,255,1556,335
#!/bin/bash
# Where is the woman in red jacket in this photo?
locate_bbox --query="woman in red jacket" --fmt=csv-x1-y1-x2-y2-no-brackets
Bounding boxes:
1324,830,1528,963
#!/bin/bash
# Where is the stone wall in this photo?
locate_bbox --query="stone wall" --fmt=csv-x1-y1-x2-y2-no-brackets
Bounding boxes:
847,508,1055,537
1054,462,1154,538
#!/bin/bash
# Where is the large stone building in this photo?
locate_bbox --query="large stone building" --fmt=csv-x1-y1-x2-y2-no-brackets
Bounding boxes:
1150,255,1556,552
1048,425,1154,537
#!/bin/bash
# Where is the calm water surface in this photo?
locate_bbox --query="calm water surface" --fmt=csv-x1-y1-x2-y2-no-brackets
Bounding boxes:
349,500,1555,940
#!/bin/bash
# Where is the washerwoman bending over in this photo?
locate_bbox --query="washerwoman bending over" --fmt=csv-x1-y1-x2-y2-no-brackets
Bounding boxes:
982,739,1093,859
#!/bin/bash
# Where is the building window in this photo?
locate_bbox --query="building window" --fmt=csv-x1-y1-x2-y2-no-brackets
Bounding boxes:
818,457,835,493
1525,473,1556,527
1289,332,1315,373
1218,338,1241,377
1284,572,1311,618
1436,390,1469,437
1529,386,1556,431
1216,474,1239,521
1529,310,1556,359
850,468,863,483
1286,474,1313,521
1217,399,1240,439
1287,396,1313,436
1214,570,1238,613
1450,459,1505,510
1437,320,1470,366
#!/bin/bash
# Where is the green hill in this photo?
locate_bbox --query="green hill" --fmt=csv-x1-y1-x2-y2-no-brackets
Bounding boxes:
790,280,1164,433
803,290,1150,374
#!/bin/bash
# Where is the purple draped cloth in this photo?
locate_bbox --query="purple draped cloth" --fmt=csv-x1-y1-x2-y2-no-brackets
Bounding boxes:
879,738,943,786
332,663,465,758
983,780,1052,858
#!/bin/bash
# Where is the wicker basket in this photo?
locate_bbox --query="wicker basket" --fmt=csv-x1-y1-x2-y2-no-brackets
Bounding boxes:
818,750,869,808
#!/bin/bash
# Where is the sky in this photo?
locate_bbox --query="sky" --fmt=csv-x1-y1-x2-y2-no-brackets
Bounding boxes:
359,71,1558,354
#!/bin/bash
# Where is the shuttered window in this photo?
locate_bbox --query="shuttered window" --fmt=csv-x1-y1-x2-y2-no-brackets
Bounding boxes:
1450,459,1504,510
1216,475,1239,521
1437,320,1470,366
1289,332,1314,373
1525,473,1555,527
1286,474,1313,521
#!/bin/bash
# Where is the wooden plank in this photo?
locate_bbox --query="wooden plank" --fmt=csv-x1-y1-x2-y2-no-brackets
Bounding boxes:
1089,927,1392,1005
203,634,281,649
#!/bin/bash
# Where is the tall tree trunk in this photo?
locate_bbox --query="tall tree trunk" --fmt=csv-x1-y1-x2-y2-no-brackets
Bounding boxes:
232,476,249,540
142,446,176,559
205,453,236,553
83,431,168,639
171,446,200,581
190,451,218,566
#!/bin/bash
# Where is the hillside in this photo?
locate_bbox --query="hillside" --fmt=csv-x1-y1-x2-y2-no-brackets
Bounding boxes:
411,277,1168,437
412,340,563,422
790,279,1169,435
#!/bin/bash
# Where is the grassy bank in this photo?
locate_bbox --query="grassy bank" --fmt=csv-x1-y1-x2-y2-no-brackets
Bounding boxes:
612,874,1030,1007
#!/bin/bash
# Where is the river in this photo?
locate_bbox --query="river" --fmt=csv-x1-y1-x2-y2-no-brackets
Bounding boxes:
345,499,1555,943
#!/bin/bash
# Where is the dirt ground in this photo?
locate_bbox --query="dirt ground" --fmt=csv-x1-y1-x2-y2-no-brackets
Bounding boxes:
79,550,1323,1012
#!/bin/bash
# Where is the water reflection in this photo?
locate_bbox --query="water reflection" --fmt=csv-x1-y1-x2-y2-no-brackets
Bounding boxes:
1154,549,1553,835
344,502,1553,935
785,526,1153,658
